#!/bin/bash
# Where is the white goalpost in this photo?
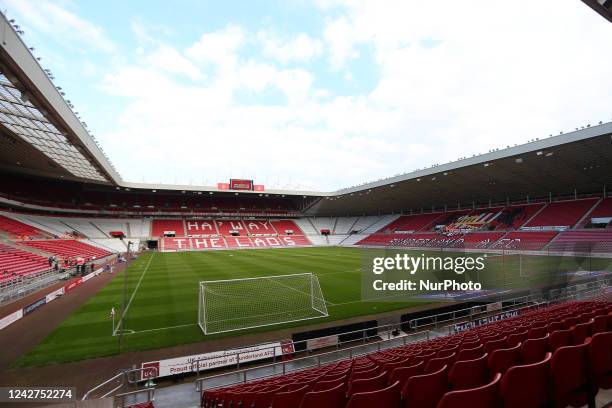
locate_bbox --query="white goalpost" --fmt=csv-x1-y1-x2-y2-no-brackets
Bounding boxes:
198,273,328,335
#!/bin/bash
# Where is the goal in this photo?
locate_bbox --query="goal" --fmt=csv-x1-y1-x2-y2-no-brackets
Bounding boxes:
198,273,328,335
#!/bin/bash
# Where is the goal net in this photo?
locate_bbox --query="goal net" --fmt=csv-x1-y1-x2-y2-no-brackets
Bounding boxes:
198,273,328,335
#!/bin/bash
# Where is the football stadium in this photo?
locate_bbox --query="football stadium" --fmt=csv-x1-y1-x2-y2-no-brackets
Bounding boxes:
0,1,611,408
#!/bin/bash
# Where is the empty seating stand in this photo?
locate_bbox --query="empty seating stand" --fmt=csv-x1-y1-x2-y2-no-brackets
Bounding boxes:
548,230,612,253
20,240,112,261
151,219,185,237
524,199,598,229
0,243,48,283
0,214,43,238
200,295,612,408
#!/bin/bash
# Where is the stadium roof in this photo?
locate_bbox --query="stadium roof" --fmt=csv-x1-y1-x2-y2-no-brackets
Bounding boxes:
309,122,612,215
0,13,120,185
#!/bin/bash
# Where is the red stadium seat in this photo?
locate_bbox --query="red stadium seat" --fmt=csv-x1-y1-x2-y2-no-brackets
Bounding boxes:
312,377,346,392
550,340,592,408
456,344,485,361
388,361,423,387
571,321,592,344
401,365,449,408
527,326,548,339
483,338,508,354
488,343,521,375
520,335,549,364
272,385,310,408
437,373,501,408
448,353,489,390
500,353,552,408
348,371,387,396
506,331,528,347
424,353,456,373
549,329,573,352
299,382,346,408
589,332,612,391
345,381,401,408
592,315,610,334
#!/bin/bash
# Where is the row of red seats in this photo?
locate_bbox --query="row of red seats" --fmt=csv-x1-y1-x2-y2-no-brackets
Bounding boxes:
0,242,48,283
152,219,305,238
201,298,612,408
0,215,43,238
525,198,599,228
548,230,612,253
19,240,112,262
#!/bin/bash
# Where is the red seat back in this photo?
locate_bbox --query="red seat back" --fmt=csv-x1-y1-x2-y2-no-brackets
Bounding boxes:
589,331,612,390
388,361,423,387
571,321,592,344
456,344,485,361
550,340,591,408
483,338,507,354
449,353,489,390
272,385,310,408
345,381,401,408
488,343,521,375
521,335,549,364
312,377,346,392
348,371,387,396
501,353,551,408
424,353,455,373
437,373,501,408
506,331,528,347
592,315,609,334
527,326,547,339
401,365,449,408
299,382,346,408
548,329,573,352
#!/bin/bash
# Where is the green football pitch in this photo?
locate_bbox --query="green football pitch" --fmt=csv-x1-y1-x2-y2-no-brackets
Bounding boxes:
14,247,612,367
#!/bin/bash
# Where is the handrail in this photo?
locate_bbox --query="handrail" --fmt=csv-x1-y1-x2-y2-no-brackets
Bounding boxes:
82,371,126,400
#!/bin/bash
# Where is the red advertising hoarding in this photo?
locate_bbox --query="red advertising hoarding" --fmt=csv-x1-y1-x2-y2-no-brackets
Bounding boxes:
217,182,230,190
253,185,265,192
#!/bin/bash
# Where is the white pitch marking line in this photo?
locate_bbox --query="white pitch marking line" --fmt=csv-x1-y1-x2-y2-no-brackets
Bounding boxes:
113,253,155,336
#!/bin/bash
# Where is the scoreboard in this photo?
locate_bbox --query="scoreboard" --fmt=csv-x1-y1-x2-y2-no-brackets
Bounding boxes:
230,179,254,191
217,179,265,191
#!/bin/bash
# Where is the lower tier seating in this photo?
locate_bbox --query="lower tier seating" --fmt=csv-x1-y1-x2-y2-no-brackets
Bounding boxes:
548,230,612,253
20,239,112,261
0,243,48,283
201,296,612,408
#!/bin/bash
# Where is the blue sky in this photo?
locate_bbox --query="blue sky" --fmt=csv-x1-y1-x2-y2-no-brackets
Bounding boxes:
1,0,612,191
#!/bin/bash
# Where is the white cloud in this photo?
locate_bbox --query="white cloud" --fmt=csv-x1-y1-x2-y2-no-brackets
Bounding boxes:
86,0,612,191
259,32,323,63
185,25,245,71
1,0,115,53
145,46,204,80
